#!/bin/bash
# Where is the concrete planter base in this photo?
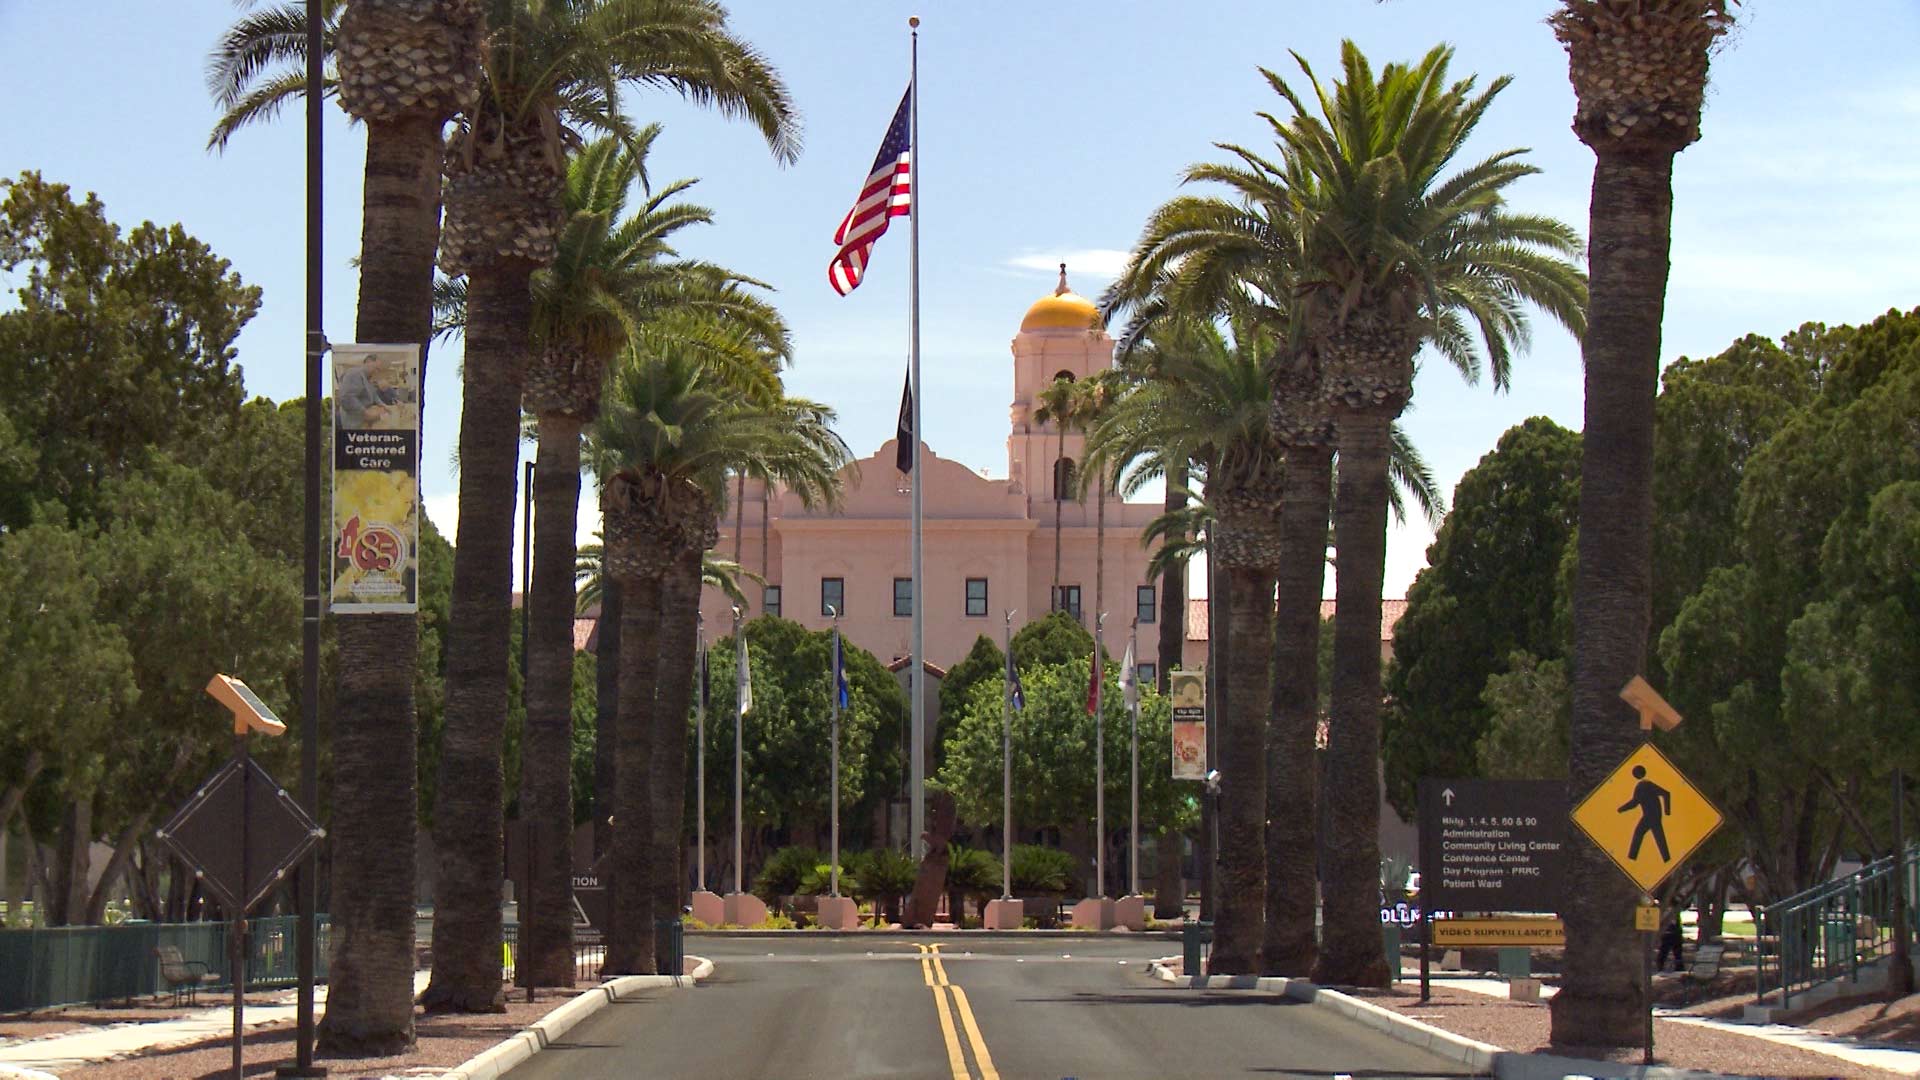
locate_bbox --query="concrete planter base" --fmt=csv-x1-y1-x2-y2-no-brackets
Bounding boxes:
1114,895,1147,931
983,898,1025,930
690,890,724,927
814,896,860,930
1070,897,1116,930
721,892,768,927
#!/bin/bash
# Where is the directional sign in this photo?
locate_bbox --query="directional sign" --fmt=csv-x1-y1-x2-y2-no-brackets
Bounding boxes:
1571,743,1723,893
1418,779,1567,913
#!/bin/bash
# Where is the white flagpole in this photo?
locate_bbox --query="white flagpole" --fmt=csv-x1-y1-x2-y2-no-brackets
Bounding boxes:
1129,624,1140,898
830,613,842,896
1095,611,1106,898
1002,609,1016,901
907,16,926,860
733,606,744,894
696,614,706,892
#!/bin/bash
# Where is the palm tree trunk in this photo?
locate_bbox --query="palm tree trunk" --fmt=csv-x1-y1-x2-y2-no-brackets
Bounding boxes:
650,550,703,965
1153,827,1185,920
1209,559,1272,973
760,485,771,595
1199,540,1225,923
594,578,621,862
1264,445,1332,975
320,110,443,1053
733,474,745,564
1552,148,1677,1047
605,572,661,975
1315,414,1393,988
518,413,584,988
423,263,534,1014
1094,472,1106,632
1157,461,1187,695
1052,428,1065,608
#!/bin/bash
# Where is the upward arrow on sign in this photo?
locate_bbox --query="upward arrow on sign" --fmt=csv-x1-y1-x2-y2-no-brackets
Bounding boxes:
1441,788,1456,806
1620,676,1682,732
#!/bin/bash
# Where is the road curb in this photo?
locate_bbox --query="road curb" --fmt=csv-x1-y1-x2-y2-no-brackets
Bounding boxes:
687,928,1183,940
1142,958,1745,1080
439,956,714,1080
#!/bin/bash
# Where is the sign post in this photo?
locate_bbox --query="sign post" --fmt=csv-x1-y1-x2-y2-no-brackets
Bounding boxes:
1417,779,1568,1001
157,678,323,1080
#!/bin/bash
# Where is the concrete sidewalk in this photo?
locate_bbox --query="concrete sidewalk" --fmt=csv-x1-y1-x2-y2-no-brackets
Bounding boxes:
1433,973,1920,1077
0,971,431,1077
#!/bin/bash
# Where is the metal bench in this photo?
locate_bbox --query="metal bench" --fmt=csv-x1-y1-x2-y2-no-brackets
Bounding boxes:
1687,941,1727,983
155,945,219,1005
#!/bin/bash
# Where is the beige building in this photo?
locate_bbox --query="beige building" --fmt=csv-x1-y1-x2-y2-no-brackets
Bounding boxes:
700,270,1166,677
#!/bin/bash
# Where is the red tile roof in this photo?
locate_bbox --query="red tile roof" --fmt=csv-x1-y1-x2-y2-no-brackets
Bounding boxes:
1185,596,1407,643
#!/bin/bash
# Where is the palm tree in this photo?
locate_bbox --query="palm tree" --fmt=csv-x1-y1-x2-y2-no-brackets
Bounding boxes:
209,0,481,1051
513,131,792,987
1548,0,1735,1046
1246,43,1585,987
424,0,799,1011
592,343,847,974
1033,376,1084,618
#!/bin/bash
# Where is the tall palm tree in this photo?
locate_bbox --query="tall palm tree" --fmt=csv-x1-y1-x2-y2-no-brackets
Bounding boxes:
1549,0,1735,1046
1092,319,1280,972
1247,43,1585,987
514,131,791,987
592,343,847,974
209,0,481,1051
1033,376,1085,618
424,0,799,1012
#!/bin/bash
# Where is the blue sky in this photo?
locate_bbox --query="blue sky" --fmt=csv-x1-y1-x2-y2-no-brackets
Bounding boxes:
5,1,1918,599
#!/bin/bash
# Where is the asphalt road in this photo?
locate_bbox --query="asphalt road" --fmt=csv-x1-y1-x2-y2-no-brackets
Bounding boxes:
502,934,1476,1080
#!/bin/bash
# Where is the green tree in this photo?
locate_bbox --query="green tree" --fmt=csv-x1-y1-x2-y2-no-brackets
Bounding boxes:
1476,651,1570,781
1382,418,1582,814
1549,0,1737,1044
1010,611,1097,670
1250,44,1584,987
210,0,483,1044
939,635,1005,762
424,0,800,1012
0,173,256,530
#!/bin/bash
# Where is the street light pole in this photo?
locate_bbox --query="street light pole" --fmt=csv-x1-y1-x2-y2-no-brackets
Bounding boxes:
1002,609,1016,902
1129,621,1140,899
829,606,842,897
732,606,745,895
1095,611,1106,899
695,613,705,892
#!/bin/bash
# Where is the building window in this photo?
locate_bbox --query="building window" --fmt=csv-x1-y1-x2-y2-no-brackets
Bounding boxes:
1137,584,1157,625
821,577,844,617
1136,662,1157,690
1052,584,1082,622
965,578,988,617
763,585,782,618
893,577,914,617
1053,457,1077,499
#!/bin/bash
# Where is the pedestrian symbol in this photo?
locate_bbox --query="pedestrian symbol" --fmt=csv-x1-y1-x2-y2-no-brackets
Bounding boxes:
1620,765,1671,862
1571,743,1722,893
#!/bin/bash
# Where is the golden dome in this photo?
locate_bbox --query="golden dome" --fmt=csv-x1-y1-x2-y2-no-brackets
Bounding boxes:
1020,264,1099,333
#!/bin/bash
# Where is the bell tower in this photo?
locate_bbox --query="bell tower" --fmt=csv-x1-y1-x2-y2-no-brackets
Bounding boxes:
1007,264,1114,502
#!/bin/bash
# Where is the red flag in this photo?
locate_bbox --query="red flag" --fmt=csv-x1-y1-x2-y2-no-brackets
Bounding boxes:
1085,646,1101,715
827,88,912,296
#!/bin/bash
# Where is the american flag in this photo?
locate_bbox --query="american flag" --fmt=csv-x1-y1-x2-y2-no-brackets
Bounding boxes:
828,88,912,296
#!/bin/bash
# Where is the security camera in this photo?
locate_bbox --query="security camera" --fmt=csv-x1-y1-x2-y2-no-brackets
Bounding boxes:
1204,769,1222,793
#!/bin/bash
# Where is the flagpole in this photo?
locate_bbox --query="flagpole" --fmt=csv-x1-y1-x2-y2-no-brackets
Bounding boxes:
1129,622,1140,898
732,606,744,894
696,613,706,892
1095,611,1106,898
830,610,842,897
906,15,926,861
1002,609,1015,901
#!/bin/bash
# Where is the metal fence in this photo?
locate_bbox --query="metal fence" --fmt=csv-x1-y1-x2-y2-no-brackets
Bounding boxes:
1757,848,1919,1010
500,921,687,983
0,915,331,1012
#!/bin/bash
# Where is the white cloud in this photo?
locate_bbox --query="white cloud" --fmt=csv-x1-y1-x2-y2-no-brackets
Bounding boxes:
1004,248,1132,278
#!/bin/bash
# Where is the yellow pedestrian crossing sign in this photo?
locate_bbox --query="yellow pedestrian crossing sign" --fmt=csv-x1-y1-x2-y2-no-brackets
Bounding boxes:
1571,743,1723,893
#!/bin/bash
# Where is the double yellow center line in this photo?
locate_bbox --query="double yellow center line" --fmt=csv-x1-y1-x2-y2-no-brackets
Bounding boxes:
917,943,999,1080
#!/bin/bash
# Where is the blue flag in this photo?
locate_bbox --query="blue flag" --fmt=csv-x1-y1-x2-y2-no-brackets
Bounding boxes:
1007,651,1025,711
832,628,850,710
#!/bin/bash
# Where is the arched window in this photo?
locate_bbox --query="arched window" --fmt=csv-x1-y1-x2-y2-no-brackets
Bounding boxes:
1053,456,1077,499
1052,370,1076,384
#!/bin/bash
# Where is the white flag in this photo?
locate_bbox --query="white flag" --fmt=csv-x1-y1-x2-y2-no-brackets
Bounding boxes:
737,628,753,717
1120,638,1138,710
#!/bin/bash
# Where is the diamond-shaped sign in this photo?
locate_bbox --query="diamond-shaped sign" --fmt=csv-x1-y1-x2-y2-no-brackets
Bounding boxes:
1571,743,1722,893
157,756,324,914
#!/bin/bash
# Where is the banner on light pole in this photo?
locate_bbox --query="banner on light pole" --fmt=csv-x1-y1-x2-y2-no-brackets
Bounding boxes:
329,343,420,613
1169,668,1206,780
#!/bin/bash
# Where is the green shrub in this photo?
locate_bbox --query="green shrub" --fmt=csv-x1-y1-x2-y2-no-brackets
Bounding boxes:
754,845,825,903
1009,844,1074,895
848,847,919,923
796,861,852,897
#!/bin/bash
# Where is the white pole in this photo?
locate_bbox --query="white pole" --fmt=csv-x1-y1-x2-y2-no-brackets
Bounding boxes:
1129,623,1140,898
830,611,842,897
696,614,705,892
1002,610,1016,900
732,606,744,894
1095,611,1106,898
906,18,926,860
